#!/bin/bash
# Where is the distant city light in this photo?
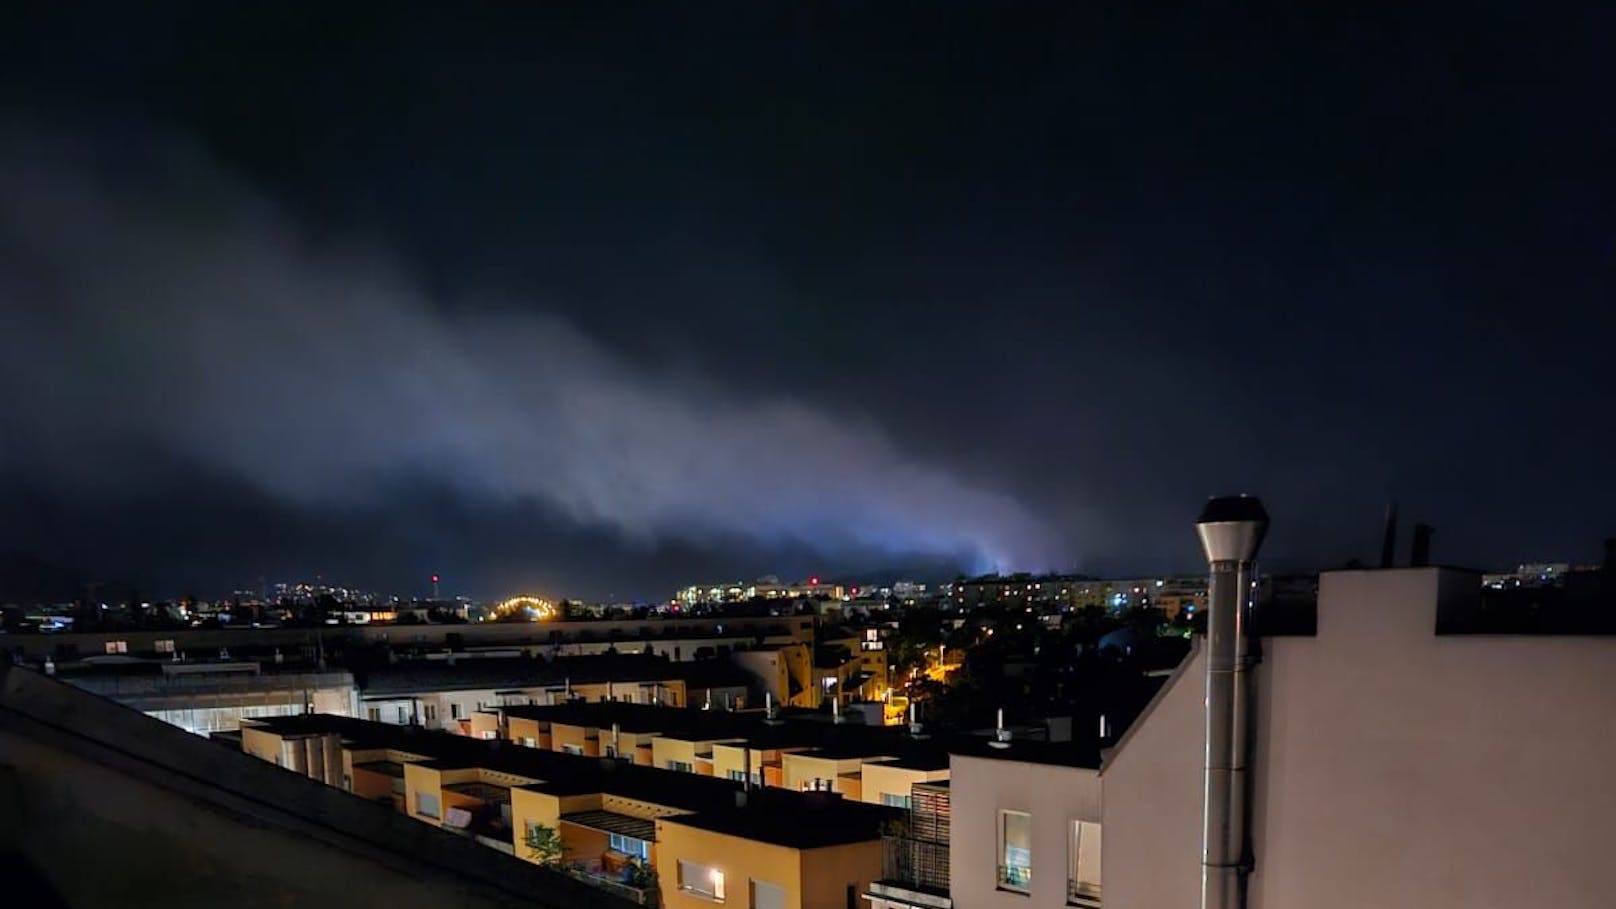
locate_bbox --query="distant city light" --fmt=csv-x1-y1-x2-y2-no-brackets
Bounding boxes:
490,596,556,621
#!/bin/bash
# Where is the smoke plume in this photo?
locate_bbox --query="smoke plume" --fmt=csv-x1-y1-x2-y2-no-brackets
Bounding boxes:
0,125,1057,573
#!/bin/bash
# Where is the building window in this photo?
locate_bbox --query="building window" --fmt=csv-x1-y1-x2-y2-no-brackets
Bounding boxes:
751,880,786,909
395,705,408,724
342,774,353,792
105,641,128,655
608,832,652,861
367,707,380,722
415,791,441,819
424,704,438,722
727,770,763,786
668,760,694,773
999,809,1032,892
1068,821,1102,904
562,744,584,756
882,793,912,810
450,703,463,720
520,737,537,748
155,639,175,654
678,860,725,901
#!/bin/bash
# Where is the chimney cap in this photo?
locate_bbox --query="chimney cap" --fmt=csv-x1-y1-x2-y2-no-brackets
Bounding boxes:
1196,495,1270,564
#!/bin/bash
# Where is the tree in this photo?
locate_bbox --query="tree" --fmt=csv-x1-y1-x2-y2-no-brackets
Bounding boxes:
525,822,564,867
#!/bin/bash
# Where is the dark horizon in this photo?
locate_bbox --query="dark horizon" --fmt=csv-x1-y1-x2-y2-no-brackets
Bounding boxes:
2,5,1612,601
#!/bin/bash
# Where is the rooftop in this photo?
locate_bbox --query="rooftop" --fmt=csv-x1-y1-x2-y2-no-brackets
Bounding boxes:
360,653,752,696
658,789,896,849
0,664,623,908
949,737,1104,770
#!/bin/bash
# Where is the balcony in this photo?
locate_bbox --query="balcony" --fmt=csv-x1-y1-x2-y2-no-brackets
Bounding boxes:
882,836,950,894
562,862,658,907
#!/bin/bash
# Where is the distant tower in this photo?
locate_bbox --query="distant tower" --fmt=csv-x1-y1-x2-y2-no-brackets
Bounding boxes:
431,574,441,601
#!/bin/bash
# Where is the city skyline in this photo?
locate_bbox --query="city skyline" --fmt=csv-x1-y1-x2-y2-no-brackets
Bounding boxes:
3,5,1612,600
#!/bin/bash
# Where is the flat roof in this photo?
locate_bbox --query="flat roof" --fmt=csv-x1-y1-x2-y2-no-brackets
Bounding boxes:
658,791,896,849
353,759,406,778
949,738,1102,770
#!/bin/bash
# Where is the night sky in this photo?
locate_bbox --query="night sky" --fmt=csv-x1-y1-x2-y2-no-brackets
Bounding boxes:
1,4,1612,600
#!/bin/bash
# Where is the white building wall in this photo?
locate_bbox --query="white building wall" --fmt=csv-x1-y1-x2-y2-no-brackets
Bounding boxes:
949,753,1101,908
1096,647,1204,909
1103,567,1616,909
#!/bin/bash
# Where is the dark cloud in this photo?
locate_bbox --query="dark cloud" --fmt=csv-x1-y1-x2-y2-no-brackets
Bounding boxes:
1,4,1613,597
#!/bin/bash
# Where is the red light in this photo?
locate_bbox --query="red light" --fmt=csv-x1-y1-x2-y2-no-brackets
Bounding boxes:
809,576,819,585
431,575,439,584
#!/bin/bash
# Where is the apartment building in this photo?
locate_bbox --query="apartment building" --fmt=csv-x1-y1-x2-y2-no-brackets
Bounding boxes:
496,701,954,808
58,658,357,734
238,711,900,908
359,654,752,732
657,791,888,909
1102,566,1616,909
946,741,1103,908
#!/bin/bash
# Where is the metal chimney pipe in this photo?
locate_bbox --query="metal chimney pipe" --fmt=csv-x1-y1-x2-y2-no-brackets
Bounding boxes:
1196,495,1269,909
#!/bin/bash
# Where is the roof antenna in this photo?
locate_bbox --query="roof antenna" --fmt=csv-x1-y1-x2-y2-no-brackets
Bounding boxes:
989,707,1011,749
1410,523,1434,568
1379,502,1399,569
907,701,926,738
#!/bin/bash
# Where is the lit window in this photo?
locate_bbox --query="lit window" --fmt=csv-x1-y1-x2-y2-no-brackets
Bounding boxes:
668,760,694,773
1069,820,1102,903
609,832,652,860
562,744,584,755
678,860,726,901
882,793,912,810
999,809,1032,891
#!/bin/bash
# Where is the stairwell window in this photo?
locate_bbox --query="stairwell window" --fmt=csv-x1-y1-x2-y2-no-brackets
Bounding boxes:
998,809,1032,892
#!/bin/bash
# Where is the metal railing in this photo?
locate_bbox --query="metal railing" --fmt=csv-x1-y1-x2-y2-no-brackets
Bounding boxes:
997,864,1032,892
562,865,657,907
1067,878,1102,907
883,836,950,892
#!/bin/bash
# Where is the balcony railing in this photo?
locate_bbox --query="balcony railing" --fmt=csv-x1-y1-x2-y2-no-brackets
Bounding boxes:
562,863,658,907
997,864,1032,892
1067,878,1102,907
882,836,950,892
